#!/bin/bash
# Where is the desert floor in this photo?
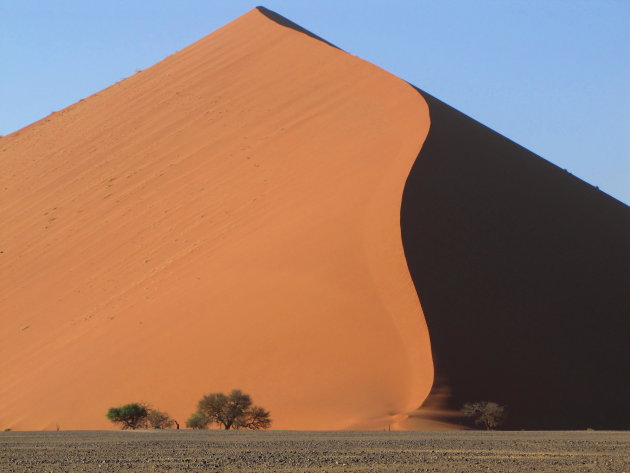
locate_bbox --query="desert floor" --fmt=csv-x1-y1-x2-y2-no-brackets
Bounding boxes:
1,430,629,472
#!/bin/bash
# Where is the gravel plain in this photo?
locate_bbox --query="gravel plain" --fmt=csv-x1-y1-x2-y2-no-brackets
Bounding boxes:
1,430,629,472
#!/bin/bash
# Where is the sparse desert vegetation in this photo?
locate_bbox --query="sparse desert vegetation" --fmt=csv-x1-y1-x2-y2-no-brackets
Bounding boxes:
461,401,507,430
187,389,272,430
106,403,176,430
106,403,149,430
106,389,270,431
185,411,208,430
147,409,177,430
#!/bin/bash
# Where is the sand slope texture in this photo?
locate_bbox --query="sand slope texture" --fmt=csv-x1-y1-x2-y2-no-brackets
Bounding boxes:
2,7,629,431
0,8,433,430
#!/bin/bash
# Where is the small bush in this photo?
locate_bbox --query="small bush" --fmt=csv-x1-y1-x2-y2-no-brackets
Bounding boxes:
147,409,176,429
186,411,210,430
461,401,507,430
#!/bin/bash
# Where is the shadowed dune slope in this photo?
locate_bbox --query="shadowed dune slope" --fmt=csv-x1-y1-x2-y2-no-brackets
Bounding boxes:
401,91,630,429
0,8,433,430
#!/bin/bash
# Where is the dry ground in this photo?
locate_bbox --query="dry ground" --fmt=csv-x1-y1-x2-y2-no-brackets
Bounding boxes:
1,430,629,472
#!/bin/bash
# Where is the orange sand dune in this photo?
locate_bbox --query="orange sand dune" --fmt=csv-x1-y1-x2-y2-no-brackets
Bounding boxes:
0,8,434,430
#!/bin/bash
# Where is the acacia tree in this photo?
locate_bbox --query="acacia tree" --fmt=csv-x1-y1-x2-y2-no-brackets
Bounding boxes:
106,403,149,430
461,401,507,430
147,409,176,429
186,411,210,429
107,403,177,430
234,405,272,430
190,389,271,430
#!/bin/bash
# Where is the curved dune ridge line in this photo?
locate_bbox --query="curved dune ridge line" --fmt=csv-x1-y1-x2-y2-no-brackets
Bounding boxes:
0,8,434,430
402,91,630,430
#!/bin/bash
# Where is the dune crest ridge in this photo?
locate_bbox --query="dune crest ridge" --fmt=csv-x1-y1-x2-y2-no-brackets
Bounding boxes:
0,8,434,430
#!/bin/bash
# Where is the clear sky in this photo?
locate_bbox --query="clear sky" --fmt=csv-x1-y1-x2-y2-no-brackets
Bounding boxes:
1,0,628,204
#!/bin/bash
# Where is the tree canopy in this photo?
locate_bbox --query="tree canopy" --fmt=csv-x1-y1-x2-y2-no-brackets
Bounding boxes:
461,401,507,430
106,403,148,430
147,409,176,429
106,403,177,430
186,411,210,430
188,389,271,430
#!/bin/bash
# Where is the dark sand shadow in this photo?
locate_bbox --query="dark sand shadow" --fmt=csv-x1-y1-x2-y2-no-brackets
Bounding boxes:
401,89,630,429
256,6,341,50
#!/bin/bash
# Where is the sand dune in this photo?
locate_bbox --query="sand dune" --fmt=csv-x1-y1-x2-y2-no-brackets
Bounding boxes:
2,7,628,431
0,8,433,430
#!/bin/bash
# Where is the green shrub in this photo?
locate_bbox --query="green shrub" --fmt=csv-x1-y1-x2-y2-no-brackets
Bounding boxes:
189,389,271,430
186,411,210,430
106,403,148,430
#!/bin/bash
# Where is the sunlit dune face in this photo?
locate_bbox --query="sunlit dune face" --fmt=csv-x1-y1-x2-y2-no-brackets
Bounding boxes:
0,9,433,430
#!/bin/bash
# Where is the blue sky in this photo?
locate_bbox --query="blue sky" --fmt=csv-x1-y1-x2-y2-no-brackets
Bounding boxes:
1,0,628,204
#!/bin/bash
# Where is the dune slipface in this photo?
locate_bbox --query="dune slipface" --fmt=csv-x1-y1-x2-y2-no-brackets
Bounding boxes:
2,8,629,432
401,92,630,429
0,8,433,430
